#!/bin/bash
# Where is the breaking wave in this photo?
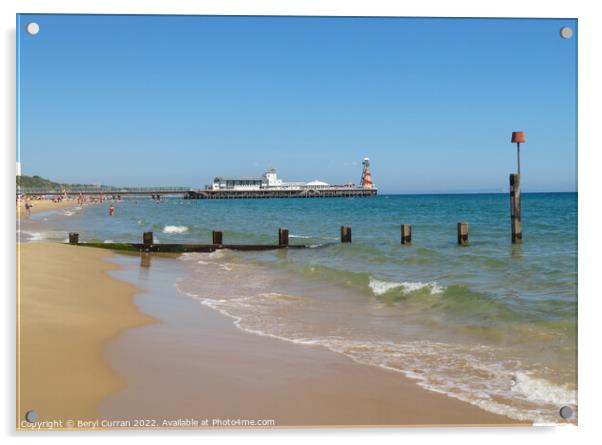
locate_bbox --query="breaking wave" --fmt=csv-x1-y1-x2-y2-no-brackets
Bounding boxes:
163,225,189,234
368,277,444,296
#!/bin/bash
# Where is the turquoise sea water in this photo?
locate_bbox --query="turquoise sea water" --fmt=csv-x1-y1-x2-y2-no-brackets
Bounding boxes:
20,193,577,424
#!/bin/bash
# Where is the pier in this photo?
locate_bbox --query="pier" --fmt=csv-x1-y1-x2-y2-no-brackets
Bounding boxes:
17,186,377,199
18,157,378,200
184,188,377,199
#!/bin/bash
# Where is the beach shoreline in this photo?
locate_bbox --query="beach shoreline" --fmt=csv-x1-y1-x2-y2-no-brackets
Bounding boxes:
16,239,521,429
100,253,521,428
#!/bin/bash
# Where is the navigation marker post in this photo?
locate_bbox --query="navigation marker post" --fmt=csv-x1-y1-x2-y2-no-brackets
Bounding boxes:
510,131,525,244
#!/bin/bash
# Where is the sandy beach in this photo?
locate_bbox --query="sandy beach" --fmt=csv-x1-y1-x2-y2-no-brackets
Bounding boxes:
16,240,519,429
17,243,155,428
16,198,81,218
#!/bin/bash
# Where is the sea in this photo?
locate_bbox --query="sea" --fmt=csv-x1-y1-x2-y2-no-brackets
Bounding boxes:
18,193,577,424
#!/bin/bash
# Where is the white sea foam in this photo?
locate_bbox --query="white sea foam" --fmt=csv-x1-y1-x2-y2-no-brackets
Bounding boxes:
512,371,576,405
178,251,223,264
63,211,74,216
208,250,225,259
289,234,313,239
19,231,44,242
368,277,444,296
163,225,188,234
104,240,114,244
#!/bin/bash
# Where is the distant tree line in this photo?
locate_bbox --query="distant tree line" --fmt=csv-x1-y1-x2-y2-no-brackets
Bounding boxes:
16,175,116,191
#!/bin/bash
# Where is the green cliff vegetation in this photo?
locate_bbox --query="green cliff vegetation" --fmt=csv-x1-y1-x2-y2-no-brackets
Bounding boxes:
16,175,115,191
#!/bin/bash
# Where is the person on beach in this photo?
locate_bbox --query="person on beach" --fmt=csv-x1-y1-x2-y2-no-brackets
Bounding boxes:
109,205,115,216
24,200,32,216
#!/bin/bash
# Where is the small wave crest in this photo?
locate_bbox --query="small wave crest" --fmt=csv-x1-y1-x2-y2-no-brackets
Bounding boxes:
178,250,226,265
369,277,444,296
163,225,188,234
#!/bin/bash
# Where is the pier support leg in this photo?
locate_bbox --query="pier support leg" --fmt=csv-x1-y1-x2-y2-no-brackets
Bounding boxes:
401,224,412,245
278,228,289,247
510,173,522,244
212,230,223,245
457,223,469,246
341,226,352,243
68,232,79,244
143,231,153,245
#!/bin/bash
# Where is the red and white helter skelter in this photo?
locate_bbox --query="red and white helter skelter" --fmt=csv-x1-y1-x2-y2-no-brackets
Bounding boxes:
360,157,374,189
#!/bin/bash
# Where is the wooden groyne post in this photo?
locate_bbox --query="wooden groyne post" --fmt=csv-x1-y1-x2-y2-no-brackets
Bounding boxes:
510,173,522,243
69,232,79,244
457,223,469,245
401,224,412,245
278,228,289,247
341,226,352,243
140,252,151,268
510,131,525,244
143,231,153,245
212,230,223,245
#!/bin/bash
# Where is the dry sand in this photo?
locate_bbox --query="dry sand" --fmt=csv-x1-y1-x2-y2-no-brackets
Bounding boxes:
17,243,155,428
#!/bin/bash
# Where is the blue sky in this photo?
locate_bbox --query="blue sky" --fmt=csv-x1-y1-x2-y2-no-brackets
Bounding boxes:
17,15,577,193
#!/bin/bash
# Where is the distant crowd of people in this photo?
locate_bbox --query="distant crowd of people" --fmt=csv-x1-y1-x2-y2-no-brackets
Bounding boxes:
17,193,69,216
17,192,129,217
17,192,164,217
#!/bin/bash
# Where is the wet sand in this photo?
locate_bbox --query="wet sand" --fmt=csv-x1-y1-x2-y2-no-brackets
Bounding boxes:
17,243,155,428
101,254,520,427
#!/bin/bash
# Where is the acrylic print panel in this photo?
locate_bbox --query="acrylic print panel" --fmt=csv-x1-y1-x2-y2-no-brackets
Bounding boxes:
16,14,577,429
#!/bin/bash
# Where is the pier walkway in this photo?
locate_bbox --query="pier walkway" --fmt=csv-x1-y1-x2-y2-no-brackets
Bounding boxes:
18,186,377,199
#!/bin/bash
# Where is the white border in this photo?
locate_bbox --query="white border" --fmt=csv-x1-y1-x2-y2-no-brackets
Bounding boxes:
3,1,601,444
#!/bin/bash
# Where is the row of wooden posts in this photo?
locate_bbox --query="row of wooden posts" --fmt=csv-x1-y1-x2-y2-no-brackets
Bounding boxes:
68,223,473,247
341,224,469,245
